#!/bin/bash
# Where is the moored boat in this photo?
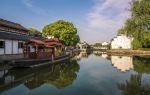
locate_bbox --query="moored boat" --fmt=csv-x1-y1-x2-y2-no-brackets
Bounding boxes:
8,36,70,68
9,54,70,68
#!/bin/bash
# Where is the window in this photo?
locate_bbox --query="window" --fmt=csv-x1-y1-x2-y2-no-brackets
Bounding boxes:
18,42,23,48
0,41,5,48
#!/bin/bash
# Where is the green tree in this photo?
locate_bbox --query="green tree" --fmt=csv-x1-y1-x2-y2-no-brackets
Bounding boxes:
117,0,150,49
42,20,80,46
93,43,102,47
28,28,42,37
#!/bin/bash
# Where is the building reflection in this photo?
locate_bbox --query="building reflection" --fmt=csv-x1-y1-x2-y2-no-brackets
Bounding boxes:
93,51,106,56
115,56,150,94
93,51,111,60
101,54,108,59
0,60,80,93
111,56,133,72
73,51,91,60
111,55,150,73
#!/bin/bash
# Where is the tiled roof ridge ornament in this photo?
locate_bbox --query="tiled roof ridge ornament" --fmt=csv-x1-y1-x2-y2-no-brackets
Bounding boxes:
47,35,55,39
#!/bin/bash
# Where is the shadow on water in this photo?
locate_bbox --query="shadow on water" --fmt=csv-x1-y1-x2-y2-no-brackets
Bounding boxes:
0,60,80,93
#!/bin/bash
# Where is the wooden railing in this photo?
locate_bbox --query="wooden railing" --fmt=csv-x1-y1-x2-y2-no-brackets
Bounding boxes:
25,52,52,59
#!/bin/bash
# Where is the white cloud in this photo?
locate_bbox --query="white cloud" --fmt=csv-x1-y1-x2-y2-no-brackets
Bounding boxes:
23,0,33,7
81,0,132,43
22,0,47,16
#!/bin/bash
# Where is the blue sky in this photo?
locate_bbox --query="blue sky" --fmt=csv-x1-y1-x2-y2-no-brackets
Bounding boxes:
0,0,131,44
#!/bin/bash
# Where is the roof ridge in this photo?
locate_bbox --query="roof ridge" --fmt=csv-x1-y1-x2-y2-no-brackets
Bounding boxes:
0,18,21,26
0,18,28,31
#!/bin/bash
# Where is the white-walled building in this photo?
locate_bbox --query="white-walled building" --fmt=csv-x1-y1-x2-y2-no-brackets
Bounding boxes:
102,42,109,46
111,35,133,49
76,42,90,52
0,18,30,63
102,42,109,49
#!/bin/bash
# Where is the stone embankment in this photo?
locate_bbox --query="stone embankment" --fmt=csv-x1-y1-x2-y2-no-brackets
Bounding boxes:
107,49,150,56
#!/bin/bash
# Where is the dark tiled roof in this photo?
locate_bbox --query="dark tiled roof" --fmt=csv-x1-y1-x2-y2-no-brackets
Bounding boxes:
0,31,30,41
0,29,44,41
0,18,29,32
0,18,45,41
25,38,62,47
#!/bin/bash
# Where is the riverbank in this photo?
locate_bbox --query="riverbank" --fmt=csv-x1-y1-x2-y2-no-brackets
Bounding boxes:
107,49,150,56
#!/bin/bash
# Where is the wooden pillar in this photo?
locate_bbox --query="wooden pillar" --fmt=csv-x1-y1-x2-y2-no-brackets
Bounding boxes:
53,47,55,57
35,45,38,53
51,47,55,62
35,45,38,58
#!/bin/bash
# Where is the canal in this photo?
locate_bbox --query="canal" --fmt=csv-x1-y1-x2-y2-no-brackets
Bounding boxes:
0,52,150,95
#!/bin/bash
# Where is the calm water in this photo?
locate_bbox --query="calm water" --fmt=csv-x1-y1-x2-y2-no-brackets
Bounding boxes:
0,52,150,95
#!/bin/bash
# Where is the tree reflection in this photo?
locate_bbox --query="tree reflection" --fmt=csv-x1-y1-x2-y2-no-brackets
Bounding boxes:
0,60,80,92
118,56,150,95
133,56,150,74
45,60,80,89
93,51,102,56
118,74,150,95
24,60,80,89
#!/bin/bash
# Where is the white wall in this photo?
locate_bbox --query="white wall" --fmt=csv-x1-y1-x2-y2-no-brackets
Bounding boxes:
0,40,24,55
30,46,35,52
102,42,109,46
13,40,18,54
19,49,23,54
18,41,24,54
111,36,132,49
5,40,12,54
0,49,4,55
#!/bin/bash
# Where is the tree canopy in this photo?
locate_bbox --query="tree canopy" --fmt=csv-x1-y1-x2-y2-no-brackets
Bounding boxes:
42,20,80,46
28,28,42,37
118,0,150,49
93,43,102,47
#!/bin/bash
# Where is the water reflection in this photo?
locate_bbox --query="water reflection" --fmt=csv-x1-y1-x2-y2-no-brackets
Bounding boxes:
129,55,150,93
93,51,134,72
93,51,105,56
93,51,150,73
118,74,150,95
73,51,91,60
0,53,150,95
133,56,150,74
93,52,150,94
111,56,133,72
93,51,110,60
0,60,79,93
